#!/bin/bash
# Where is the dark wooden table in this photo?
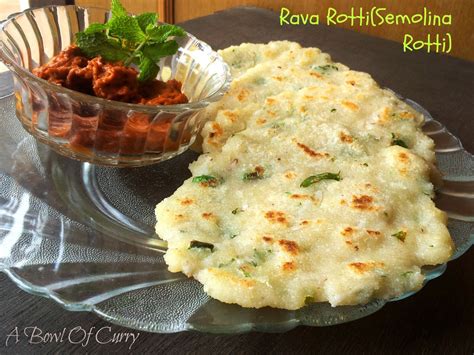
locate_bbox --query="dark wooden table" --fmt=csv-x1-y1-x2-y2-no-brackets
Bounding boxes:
1,7,473,354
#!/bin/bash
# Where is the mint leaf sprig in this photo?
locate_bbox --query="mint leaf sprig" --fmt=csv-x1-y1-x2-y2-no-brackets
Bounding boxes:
75,0,185,82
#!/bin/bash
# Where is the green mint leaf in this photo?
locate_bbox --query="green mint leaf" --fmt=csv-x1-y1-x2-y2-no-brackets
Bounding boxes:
110,0,127,18
75,31,106,55
146,24,185,42
142,40,179,61
300,172,341,187
137,55,159,82
107,15,145,43
136,12,158,32
84,23,108,34
75,0,182,83
75,32,129,62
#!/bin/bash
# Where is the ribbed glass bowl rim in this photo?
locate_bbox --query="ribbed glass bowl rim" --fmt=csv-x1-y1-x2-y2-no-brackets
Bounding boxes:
0,5,232,113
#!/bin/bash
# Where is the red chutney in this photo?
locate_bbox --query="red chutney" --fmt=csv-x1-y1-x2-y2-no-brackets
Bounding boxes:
32,46,189,156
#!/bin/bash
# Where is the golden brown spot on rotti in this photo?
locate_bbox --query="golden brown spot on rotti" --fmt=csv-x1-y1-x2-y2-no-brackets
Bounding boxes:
212,122,223,133
265,98,276,105
290,194,308,199
180,198,194,206
265,211,289,225
340,199,347,205
262,236,274,243
208,269,256,287
299,106,307,113
202,212,214,220
239,264,252,274
310,71,322,78
398,152,410,163
278,239,299,255
366,229,382,237
267,110,277,117
290,194,318,204
399,111,415,119
282,261,296,271
339,132,353,143
341,227,360,250
284,171,297,179
223,111,237,122
237,89,249,101
256,117,267,125
303,95,315,100
272,76,284,81
349,261,384,274
175,214,186,220
239,279,256,287
342,101,359,110
300,220,310,226
255,165,265,176
295,142,330,159
341,226,356,237
206,138,219,147
351,195,375,210
378,107,391,124
208,122,223,139
363,183,379,193
346,80,356,86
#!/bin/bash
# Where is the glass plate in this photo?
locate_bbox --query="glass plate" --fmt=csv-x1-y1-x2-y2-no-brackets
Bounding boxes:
0,92,472,334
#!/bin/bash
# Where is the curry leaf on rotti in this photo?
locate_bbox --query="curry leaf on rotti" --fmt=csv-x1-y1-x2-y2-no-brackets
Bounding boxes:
84,23,108,34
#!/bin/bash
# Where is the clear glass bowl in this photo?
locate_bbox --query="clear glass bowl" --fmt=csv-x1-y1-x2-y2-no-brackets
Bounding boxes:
0,92,472,333
0,5,231,167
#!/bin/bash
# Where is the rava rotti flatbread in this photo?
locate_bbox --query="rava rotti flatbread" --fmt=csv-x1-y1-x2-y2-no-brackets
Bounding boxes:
155,41,453,310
